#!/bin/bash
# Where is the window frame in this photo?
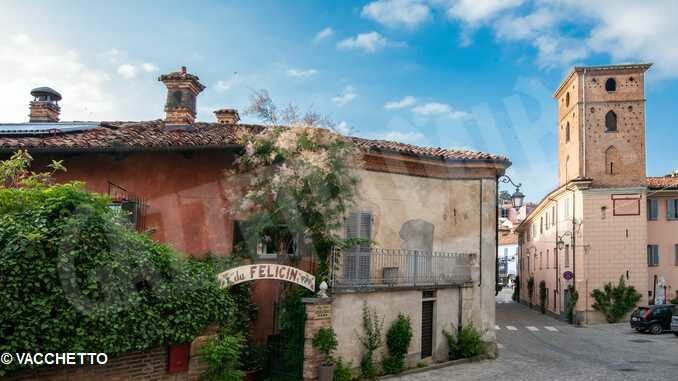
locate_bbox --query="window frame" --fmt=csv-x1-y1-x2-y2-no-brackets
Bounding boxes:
647,199,659,221
647,245,660,267
667,199,678,220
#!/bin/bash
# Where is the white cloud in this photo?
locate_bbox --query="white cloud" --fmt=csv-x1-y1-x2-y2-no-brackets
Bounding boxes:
337,31,402,53
332,85,357,106
141,63,159,73
377,130,426,144
494,8,556,41
0,33,114,122
333,121,352,135
286,68,318,78
384,95,417,109
214,76,242,93
117,64,138,79
362,0,431,28
314,27,334,42
412,102,468,119
445,0,525,25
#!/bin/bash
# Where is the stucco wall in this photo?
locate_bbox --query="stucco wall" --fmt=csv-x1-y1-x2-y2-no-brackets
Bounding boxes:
332,287,468,368
647,192,678,302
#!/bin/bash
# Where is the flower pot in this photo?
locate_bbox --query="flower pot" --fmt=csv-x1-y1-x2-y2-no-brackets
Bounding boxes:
317,364,335,381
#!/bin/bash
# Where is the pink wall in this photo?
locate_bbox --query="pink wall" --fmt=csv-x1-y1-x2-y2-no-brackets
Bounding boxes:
647,193,678,303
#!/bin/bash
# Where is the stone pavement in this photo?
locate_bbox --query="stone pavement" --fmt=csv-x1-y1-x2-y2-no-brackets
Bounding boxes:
393,287,678,381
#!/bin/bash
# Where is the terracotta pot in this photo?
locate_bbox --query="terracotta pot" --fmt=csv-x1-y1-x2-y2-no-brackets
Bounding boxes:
318,364,335,381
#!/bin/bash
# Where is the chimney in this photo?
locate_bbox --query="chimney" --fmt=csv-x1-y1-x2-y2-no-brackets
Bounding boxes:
158,66,205,125
29,87,61,122
214,108,240,124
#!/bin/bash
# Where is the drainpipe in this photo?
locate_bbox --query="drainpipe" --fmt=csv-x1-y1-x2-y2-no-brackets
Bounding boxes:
582,69,587,178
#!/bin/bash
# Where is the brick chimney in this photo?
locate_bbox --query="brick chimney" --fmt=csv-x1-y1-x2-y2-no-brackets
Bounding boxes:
158,66,205,125
29,87,61,122
214,108,240,124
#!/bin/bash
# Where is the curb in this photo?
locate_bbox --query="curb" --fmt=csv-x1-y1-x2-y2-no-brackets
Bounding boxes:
374,354,494,380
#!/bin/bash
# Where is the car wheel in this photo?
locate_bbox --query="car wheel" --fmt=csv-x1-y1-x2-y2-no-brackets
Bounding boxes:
649,323,662,335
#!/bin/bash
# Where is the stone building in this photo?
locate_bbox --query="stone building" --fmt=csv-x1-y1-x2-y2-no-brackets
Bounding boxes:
516,63,678,324
0,67,509,379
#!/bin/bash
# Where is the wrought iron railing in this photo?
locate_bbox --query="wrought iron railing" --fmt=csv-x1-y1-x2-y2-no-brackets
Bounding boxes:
330,248,477,289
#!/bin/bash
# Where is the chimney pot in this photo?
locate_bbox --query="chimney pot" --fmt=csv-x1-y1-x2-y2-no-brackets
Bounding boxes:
28,87,61,123
214,108,240,124
159,66,205,125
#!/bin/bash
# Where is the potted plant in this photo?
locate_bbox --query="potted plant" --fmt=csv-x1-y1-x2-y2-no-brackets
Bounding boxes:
312,327,338,381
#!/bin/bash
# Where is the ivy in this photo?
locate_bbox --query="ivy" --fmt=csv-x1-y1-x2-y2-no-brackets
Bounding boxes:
591,275,641,323
0,158,234,376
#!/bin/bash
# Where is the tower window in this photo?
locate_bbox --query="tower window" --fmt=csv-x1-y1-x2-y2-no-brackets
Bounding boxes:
605,111,617,132
565,92,570,107
605,78,616,92
605,146,619,176
565,122,570,142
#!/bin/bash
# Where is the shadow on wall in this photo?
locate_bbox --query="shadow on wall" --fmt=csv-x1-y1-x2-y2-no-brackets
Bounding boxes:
400,219,434,252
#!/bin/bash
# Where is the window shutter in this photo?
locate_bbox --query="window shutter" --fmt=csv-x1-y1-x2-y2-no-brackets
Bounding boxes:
359,212,372,252
675,244,678,266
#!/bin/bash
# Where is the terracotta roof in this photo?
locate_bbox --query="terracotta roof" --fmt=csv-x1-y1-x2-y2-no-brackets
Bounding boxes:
0,121,510,164
647,176,678,190
498,229,518,245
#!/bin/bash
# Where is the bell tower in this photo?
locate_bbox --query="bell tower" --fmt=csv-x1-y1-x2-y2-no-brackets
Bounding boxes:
554,63,651,188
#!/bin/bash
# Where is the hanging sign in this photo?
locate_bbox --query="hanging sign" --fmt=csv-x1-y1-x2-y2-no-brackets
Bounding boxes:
563,271,573,281
217,264,316,291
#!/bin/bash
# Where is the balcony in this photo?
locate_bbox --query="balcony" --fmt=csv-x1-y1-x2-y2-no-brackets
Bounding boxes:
330,248,477,290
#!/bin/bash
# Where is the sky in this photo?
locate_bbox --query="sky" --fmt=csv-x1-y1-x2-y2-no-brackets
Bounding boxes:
1,0,677,201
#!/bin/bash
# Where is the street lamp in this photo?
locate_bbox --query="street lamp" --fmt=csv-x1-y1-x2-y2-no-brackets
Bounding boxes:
499,175,525,209
557,231,573,252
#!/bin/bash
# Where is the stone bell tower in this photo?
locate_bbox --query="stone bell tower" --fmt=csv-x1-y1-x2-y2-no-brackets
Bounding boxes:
159,66,205,125
554,63,651,188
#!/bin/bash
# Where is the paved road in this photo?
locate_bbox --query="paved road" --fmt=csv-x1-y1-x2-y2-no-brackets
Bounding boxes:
396,287,678,381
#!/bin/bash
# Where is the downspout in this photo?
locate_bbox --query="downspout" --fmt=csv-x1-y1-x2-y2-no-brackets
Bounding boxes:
479,179,483,286
495,177,499,295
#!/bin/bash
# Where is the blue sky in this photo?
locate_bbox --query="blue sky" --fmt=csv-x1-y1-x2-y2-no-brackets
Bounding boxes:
1,0,677,201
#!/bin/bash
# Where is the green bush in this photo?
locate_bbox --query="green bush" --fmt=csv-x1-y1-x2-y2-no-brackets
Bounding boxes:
670,297,678,305
512,276,520,302
0,153,234,376
565,286,579,324
539,280,547,314
312,327,338,365
200,332,245,381
358,303,382,380
591,275,641,323
444,325,486,360
333,358,353,381
381,313,412,374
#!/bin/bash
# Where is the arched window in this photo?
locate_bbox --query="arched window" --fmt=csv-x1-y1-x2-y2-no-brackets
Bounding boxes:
565,92,570,107
605,110,617,132
605,78,616,92
565,122,571,142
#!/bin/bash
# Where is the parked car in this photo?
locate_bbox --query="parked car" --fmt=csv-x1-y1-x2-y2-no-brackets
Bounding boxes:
630,304,676,334
671,314,678,336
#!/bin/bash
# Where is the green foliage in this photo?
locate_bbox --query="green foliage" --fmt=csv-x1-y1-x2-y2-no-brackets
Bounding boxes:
539,280,547,314
312,327,338,365
358,303,383,380
231,92,363,282
591,276,641,323
333,358,354,381
443,325,486,360
0,150,65,189
671,297,678,305
274,285,312,380
512,276,520,302
382,314,412,374
0,154,234,376
527,276,535,308
565,286,579,324
200,332,246,381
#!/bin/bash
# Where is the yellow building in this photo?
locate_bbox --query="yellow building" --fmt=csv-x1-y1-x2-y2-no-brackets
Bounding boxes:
516,63,678,324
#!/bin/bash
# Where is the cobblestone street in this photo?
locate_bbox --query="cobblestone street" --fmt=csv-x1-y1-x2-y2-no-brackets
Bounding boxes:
395,288,678,381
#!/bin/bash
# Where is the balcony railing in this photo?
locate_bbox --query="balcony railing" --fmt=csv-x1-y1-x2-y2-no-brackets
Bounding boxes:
330,248,477,289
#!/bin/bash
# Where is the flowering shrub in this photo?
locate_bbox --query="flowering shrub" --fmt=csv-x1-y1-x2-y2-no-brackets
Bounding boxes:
227,91,362,280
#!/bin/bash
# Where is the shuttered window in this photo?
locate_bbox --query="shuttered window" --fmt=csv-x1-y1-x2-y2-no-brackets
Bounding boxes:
668,199,678,220
674,244,678,266
344,211,372,282
647,199,658,220
647,245,659,266
421,300,434,358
